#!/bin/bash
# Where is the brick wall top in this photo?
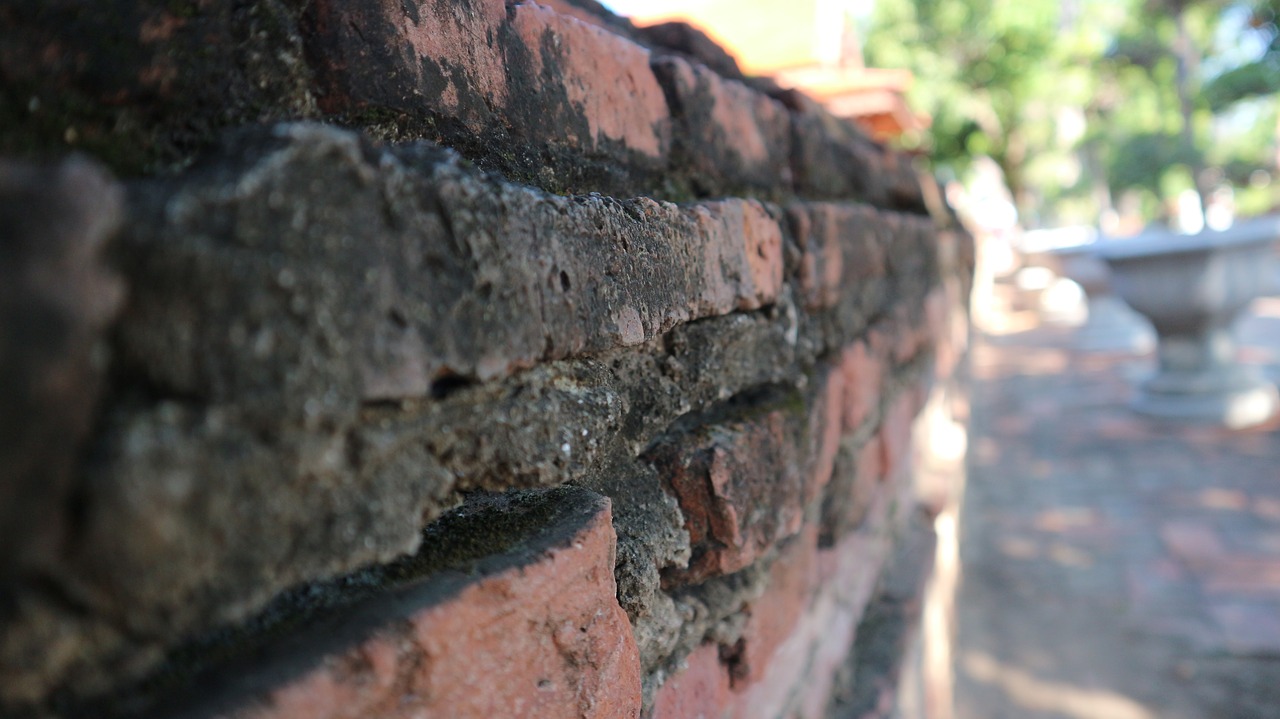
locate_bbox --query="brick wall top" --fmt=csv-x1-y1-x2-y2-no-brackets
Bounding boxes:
1,0,931,210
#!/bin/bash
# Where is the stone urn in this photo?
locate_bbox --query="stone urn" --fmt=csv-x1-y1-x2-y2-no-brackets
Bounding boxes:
1047,242,1157,353
1098,216,1280,428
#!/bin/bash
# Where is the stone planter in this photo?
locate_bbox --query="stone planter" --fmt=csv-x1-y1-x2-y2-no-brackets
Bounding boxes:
1046,243,1156,353
1098,217,1280,428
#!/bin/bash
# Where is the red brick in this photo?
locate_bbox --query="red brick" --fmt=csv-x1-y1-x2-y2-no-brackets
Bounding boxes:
647,411,805,584
926,286,960,381
690,200,785,313
875,305,928,365
808,363,846,501
652,56,792,191
511,3,669,158
650,643,733,719
306,0,670,159
233,496,640,719
879,390,918,482
924,287,948,347
306,0,509,127
787,203,886,311
838,340,883,434
728,528,819,689
732,526,893,719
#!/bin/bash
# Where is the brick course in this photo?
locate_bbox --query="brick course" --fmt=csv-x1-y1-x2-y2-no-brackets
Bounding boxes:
0,1,970,717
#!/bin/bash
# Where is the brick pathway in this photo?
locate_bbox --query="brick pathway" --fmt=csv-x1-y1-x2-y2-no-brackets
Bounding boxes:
955,295,1280,719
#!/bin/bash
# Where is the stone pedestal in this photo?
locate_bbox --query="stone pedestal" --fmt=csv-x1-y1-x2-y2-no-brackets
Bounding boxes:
1100,217,1280,428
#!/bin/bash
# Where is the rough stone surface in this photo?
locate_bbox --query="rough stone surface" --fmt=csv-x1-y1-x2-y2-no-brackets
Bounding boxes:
221,488,639,719
84,487,638,719
509,3,670,159
724,528,819,689
819,438,887,550
0,2,966,715
787,203,886,312
648,642,732,719
652,55,793,197
0,157,124,584
0,0,319,172
645,403,809,584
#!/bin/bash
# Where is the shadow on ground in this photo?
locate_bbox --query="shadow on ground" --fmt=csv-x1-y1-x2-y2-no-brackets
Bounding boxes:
956,296,1280,719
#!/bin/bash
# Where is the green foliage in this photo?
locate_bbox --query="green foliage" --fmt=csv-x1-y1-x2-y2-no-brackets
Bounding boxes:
867,0,1280,226
1107,133,1201,194
1204,55,1280,109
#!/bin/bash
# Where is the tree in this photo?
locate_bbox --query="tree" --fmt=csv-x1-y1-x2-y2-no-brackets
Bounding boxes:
1204,0,1280,110
864,0,1105,221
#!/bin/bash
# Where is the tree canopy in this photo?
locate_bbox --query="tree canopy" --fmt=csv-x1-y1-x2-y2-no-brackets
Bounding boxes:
864,0,1280,228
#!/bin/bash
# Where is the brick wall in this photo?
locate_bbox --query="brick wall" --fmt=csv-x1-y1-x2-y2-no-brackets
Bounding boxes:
0,1,973,717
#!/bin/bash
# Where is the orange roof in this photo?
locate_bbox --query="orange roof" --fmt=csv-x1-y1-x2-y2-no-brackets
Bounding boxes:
623,0,928,142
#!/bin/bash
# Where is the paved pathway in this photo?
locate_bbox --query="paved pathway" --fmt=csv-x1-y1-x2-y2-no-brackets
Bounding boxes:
955,295,1280,719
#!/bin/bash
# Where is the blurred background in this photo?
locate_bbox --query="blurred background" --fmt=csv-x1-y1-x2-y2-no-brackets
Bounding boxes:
607,0,1280,237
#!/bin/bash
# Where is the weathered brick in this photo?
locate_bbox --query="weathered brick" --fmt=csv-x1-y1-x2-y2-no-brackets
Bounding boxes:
924,286,957,380
838,340,883,434
820,437,886,546
878,144,927,213
0,157,124,585
649,643,732,719
1,124,797,709
807,362,846,502
639,22,749,83
0,0,962,714
0,1,318,172
689,199,786,313
728,493,899,719
305,0,673,163
882,214,940,306
304,0,509,129
787,203,886,311
120,125,784,405
820,515,937,719
535,0,643,38
215,489,641,719
652,55,792,194
726,528,819,690
880,389,919,482
778,90,885,204
868,302,932,368
646,409,806,584
510,2,670,159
